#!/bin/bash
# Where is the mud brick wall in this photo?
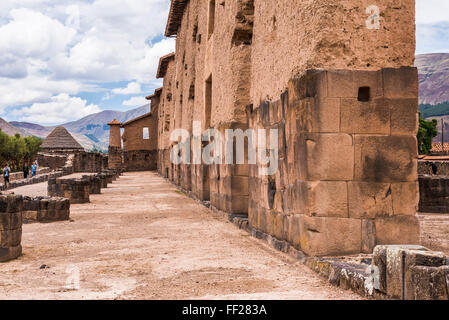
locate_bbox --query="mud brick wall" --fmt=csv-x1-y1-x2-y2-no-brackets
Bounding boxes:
73,152,107,173
0,195,22,262
418,160,449,176
48,178,90,204
22,196,70,222
124,150,157,172
251,0,415,104
247,68,420,257
373,245,449,300
418,175,449,213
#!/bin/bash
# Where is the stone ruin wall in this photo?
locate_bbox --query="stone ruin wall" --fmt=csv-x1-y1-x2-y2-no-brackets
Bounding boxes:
151,0,419,256
248,68,419,256
0,195,22,262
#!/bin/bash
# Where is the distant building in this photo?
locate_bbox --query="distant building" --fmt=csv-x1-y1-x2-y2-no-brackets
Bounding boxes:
41,126,84,153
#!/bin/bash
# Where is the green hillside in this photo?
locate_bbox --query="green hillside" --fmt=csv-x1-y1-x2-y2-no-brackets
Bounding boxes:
420,102,449,119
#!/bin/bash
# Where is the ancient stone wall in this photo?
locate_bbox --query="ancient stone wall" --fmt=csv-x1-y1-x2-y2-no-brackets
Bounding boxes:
418,160,449,175
0,195,22,262
418,175,449,213
247,68,420,256
0,170,65,192
22,196,70,222
82,175,101,195
37,153,68,170
48,178,90,204
72,152,107,173
152,0,419,256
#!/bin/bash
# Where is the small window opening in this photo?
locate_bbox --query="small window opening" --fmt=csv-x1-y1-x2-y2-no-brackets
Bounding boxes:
358,87,371,102
143,127,150,140
208,0,216,37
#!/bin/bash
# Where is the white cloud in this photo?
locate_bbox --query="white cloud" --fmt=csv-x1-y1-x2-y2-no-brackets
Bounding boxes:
122,96,148,107
0,8,76,59
0,0,174,123
112,82,142,95
10,94,101,124
416,0,449,25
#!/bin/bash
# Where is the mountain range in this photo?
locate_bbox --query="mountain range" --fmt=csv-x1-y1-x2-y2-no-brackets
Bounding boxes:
1,104,150,151
415,53,449,105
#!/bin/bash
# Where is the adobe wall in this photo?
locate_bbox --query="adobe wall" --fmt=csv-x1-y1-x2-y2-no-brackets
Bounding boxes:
122,112,158,172
250,0,416,104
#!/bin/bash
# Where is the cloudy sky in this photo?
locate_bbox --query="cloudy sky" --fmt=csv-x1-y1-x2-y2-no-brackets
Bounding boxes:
0,0,448,125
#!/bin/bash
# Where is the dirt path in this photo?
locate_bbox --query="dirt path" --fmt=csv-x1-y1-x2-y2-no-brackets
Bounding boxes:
0,171,361,300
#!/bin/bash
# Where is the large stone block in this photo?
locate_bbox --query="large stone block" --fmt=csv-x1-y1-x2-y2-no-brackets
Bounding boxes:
348,182,393,219
391,182,418,216
390,98,419,135
408,266,449,300
305,181,348,218
374,215,420,245
384,245,428,299
0,245,22,262
354,135,417,182
295,97,340,133
303,133,354,181
382,67,419,99
340,98,390,134
299,216,362,256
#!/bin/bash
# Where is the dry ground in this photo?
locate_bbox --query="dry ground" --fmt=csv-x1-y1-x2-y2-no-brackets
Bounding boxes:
0,171,361,300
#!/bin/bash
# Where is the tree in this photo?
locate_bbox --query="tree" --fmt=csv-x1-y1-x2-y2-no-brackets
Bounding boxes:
0,129,43,172
417,113,438,155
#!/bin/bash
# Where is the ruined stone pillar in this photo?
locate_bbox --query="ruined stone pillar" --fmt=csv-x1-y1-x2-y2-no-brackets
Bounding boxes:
0,195,23,262
108,119,123,169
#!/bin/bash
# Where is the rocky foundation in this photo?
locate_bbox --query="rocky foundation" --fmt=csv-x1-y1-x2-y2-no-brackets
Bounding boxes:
22,196,70,222
0,195,23,262
418,175,449,213
48,178,90,204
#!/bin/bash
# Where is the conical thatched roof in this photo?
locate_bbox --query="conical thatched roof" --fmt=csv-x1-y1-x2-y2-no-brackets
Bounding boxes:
41,126,84,151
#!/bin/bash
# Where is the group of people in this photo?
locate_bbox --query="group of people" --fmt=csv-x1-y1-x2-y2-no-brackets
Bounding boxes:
2,161,39,189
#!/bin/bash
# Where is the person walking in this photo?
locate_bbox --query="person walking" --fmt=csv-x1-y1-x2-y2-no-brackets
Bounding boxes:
31,161,38,177
23,163,30,179
3,164,11,188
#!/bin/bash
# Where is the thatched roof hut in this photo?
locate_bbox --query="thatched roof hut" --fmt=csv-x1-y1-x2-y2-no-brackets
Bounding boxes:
41,126,84,153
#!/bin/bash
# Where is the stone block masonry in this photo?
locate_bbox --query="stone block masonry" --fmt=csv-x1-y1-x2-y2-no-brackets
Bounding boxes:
247,68,420,256
48,178,90,204
418,175,449,213
373,245,449,300
0,195,22,262
82,175,101,195
22,196,70,223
